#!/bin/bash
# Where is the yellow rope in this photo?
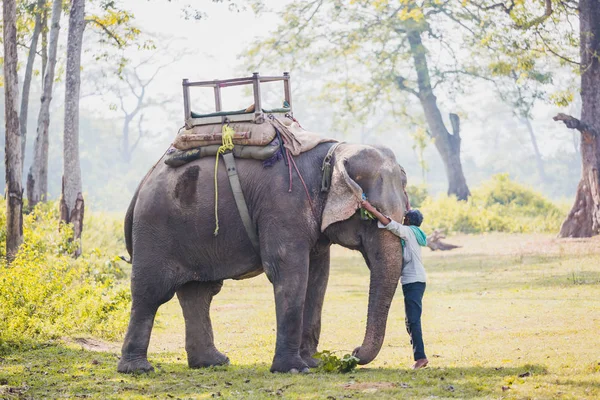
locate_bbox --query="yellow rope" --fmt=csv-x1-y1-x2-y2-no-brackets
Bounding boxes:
214,124,235,235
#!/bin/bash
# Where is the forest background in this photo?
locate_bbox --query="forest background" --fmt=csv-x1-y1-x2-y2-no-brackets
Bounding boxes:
0,0,583,213
2,1,600,398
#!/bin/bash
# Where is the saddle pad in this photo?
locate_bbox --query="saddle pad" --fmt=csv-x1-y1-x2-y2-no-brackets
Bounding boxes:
173,122,277,150
165,139,280,167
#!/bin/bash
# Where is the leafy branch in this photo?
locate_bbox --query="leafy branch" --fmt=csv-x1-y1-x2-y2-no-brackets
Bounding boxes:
314,351,359,373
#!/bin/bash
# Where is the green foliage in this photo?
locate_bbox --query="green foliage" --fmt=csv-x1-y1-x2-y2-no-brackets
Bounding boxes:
406,184,428,209
0,201,130,354
409,127,431,180
420,174,565,234
549,90,575,107
314,350,359,373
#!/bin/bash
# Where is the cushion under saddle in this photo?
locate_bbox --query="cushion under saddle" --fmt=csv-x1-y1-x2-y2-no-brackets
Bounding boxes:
173,121,277,151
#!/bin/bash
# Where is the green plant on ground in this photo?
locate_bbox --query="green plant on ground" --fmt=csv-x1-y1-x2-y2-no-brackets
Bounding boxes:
0,200,130,354
314,350,359,373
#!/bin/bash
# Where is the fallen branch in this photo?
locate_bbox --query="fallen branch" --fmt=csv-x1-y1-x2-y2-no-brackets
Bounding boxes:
427,229,461,251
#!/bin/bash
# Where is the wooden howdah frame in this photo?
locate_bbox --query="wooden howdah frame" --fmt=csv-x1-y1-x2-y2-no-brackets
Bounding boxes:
182,72,293,128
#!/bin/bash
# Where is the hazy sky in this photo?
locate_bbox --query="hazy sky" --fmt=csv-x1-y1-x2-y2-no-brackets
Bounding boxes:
123,1,284,109
77,0,579,190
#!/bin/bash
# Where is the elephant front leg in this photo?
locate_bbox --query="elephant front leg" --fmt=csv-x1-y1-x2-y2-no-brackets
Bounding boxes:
264,251,310,373
300,245,331,368
176,280,229,368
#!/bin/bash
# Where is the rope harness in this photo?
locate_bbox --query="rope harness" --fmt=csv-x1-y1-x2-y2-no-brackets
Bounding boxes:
212,124,261,253
213,125,235,235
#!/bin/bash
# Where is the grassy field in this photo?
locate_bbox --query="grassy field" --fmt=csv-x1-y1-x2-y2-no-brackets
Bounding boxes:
1,233,599,399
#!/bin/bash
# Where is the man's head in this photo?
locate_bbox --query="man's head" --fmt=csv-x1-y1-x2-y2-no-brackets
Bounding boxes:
403,209,424,227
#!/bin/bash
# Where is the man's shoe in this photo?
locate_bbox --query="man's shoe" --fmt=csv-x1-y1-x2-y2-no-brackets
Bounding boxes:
412,358,428,370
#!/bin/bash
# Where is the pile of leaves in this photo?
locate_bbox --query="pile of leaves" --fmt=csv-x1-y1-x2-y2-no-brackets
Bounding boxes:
314,350,359,373
0,201,130,354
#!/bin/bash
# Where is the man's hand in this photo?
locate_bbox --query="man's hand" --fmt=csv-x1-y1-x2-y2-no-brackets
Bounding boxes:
361,200,377,213
360,200,391,226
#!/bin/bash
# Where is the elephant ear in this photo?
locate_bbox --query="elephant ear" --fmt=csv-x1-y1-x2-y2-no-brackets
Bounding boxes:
321,152,363,232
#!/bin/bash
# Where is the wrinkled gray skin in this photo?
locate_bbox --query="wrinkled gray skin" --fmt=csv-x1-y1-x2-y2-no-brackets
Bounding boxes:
118,142,408,374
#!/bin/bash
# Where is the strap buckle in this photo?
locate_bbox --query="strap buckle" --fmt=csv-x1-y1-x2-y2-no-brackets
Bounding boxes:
321,142,342,192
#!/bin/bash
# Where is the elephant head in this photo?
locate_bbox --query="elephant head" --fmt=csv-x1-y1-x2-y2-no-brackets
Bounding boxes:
322,143,408,365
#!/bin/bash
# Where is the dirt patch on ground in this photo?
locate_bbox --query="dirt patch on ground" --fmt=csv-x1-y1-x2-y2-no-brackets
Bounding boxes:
422,233,600,258
67,338,119,352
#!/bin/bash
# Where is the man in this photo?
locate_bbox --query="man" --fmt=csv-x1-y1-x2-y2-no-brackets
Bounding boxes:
360,200,429,370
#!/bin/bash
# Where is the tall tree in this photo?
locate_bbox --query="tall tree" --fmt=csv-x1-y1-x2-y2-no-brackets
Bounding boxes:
19,0,46,174
3,0,24,261
27,0,63,208
115,58,172,163
553,0,600,237
61,0,86,256
473,0,596,236
41,4,49,77
492,66,551,184
246,1,477,199
405,26,471,199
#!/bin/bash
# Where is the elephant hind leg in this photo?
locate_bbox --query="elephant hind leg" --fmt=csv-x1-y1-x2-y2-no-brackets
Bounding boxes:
118,259,179,374
118,302,159,373
118,291,175,373
177,280,229,368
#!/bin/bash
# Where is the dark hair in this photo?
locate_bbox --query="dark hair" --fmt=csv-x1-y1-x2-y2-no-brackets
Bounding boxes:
405,209,424,227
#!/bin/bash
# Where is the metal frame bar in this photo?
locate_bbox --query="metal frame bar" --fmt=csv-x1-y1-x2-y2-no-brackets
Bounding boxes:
252,72,263,122
182,72,292,125
214,82,222,112
183,75,290,88
283,72,292,109
182,78,191,122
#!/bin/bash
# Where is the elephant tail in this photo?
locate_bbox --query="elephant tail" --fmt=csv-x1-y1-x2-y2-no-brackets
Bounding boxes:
124,167,154,263
123,190,136,263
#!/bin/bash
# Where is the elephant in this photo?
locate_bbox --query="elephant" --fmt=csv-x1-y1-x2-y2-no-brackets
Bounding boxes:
117,141,409,374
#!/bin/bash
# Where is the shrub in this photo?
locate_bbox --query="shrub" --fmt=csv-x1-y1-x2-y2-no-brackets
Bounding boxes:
406,184,428,208
0,201,130,354
420,174,566,234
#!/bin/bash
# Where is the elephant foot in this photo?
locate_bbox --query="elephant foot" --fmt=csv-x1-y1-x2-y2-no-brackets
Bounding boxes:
270,354,310,373
300,350,319,368
117,357,154,374
303,356,319,369
187,348,230,368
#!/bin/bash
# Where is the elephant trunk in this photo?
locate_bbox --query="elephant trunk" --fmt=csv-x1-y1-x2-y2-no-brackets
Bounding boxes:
353,241,402,365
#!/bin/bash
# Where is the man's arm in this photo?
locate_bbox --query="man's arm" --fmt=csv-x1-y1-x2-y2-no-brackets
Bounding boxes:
361,200,412,239
361,200,391,225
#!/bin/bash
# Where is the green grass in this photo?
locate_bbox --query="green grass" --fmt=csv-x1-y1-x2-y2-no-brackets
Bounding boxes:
1,233,600,399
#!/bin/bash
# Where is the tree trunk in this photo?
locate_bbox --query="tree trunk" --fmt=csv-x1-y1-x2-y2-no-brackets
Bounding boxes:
19,0,45,175
41,6,48,78
406,30,471,200
122,115,132,163
61,0,86,257
555,0,600,238
522,117,548,184
3,0,24,261
27,0,62,208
